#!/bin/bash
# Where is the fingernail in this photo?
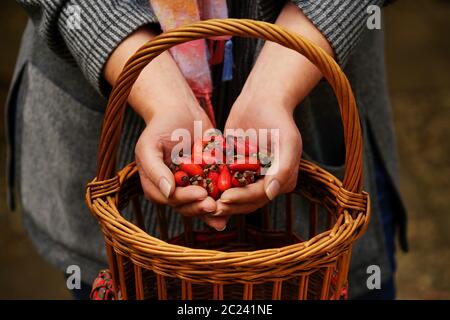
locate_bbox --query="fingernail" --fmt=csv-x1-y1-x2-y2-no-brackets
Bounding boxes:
159,177,172,199
215,224,226,232
219,198,232,204
213,210,223,216
265,179,280,200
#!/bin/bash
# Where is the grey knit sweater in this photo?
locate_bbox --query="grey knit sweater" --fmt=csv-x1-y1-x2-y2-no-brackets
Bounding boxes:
18,0,383,95
8,0,406,298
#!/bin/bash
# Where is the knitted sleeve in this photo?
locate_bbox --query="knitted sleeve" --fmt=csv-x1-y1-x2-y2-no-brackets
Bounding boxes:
17,0,158,94
290,0,385,66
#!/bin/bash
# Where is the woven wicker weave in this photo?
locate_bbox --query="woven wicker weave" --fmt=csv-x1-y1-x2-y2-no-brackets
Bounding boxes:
86,19,370,300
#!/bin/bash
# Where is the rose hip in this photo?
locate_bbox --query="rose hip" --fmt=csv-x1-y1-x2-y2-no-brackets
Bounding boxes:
171,137,269,197
190,175,206,188
207,181,220,200
203,164,219,175
242,170,256,184
174,171,190,187
229,157,260,172
179,163,204,177
217,165,231,192
231,171,249,187
207,171,220,184
170,156,191,173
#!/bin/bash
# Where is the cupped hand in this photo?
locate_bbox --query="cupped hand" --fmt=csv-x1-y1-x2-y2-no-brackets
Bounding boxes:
135,103,228,231
217,96,302,218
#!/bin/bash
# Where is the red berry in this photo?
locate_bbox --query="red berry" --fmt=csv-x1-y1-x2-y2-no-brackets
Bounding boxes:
229,157,260,172
231,177,242,187
207,171,220,184
207,182,220,200
179,163,204,177
231,171,250,187
217,166,232,192
174,171,189,187
242,170,256,184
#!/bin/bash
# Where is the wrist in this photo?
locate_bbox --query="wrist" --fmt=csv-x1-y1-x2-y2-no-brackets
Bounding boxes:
104,27,157,86
128,60,202,125
234,2,334,117
237,79,297,115
234,89,295,117
104,26,158,123
105,26,202,125
131,95,202,125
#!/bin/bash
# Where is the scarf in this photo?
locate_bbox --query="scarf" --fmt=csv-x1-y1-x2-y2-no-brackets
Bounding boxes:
149,0,233,126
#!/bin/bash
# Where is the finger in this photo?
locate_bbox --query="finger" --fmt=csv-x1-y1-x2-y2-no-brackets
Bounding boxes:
138,166,169,204
214,200,262,216
219,179,268,204
264,131,302,200
139,166,209,207
167,186,208,206
175,197,217,217
201,215,230,232
136,137,175,199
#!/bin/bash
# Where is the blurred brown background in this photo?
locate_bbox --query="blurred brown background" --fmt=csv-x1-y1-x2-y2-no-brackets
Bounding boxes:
0,1,449,299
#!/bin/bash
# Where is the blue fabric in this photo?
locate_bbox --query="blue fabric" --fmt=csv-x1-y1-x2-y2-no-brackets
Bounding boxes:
69,283,92,300
374,151,397,274
356,278,396,300
64,274,92,300
358,145,398,300
222,39,234,81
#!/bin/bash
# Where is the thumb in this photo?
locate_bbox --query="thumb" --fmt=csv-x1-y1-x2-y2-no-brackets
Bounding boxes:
263,133,301,200
136,139,175,199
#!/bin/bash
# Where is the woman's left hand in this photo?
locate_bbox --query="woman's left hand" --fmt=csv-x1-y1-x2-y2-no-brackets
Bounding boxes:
215,95,302,217
212,1,333,224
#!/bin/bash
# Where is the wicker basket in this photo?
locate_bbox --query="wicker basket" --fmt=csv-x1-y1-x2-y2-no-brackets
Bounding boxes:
86,19,370,300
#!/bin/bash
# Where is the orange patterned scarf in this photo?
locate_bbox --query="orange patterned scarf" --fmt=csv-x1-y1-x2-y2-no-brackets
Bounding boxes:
149,0,232,126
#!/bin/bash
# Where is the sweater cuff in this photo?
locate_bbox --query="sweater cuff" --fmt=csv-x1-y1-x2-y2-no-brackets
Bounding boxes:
291,0,384,66
58,1,158,96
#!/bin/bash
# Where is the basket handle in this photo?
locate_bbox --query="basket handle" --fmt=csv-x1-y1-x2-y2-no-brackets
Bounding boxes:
96,19,363,193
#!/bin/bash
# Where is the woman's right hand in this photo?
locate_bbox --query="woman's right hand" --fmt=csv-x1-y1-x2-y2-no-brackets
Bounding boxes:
105,26,227,230
135,102,227,228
